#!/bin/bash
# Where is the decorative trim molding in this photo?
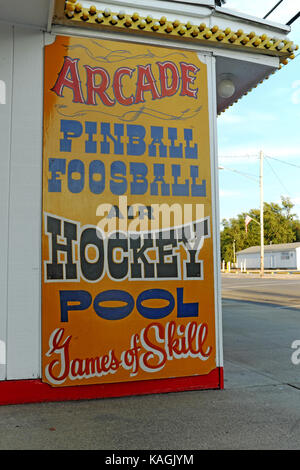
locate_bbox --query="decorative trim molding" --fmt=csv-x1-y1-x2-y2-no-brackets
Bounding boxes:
55,1,298,64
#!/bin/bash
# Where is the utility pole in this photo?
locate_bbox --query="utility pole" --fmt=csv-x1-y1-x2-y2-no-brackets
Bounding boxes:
260,150,264,277
233,239,236,265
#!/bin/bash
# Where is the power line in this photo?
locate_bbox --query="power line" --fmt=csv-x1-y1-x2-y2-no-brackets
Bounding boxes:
220,154,299,202
219,154,259,159
264,0,284,19
265,155,300,170
220,154,300,201
219,165,259,182
264,156,291,196
220,154,300,172
286,10,300,26
262,0,299,26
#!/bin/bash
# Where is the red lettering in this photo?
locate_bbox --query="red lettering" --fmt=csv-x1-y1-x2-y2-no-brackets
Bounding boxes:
158,61,179,98
122,334,141,375
141,323,167,370
113,67,135,105
110,350,120,371
180,62,199,98
101,354,111,372
51,56,85,103
45,328,121,384
51,60,199,107
44,320,211,386
166,321,189,357
197,323,212,358
46,328,72,383
135,64,161,104
85,357,98,375
186,322,199,355
166,321,177,358
85,65,115,106
71,358,85,377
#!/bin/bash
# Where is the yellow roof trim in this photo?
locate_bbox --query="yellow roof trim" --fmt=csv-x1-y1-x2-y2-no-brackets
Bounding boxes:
57,1,298,62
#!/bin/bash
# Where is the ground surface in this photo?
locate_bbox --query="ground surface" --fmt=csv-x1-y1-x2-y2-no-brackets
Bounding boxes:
0,274,299,451
222,272,300,308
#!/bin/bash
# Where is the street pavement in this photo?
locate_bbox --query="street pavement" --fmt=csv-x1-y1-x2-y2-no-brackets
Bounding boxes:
0,274,299,451
222,272,300,307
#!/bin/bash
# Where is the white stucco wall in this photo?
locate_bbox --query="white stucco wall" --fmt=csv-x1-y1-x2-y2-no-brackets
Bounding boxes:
0,25,44,380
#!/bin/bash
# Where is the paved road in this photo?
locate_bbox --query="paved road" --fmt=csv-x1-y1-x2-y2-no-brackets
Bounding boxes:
222,273,300,308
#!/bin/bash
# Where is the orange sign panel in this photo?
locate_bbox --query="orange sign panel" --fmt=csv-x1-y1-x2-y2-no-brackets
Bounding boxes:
42,35,216,387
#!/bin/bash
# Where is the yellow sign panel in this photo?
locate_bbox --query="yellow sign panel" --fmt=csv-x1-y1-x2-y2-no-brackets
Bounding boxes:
42,35,216,387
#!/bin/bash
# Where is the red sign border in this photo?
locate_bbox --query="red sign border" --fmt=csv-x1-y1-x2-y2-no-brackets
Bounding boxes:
0,368,223,405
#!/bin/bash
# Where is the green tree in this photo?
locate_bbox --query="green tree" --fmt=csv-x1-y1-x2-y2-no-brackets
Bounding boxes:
292,221,300,242
220,197,297,263
281,196,296,220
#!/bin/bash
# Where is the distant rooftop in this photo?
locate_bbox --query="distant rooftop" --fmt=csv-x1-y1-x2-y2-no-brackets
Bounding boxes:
237,243,300,255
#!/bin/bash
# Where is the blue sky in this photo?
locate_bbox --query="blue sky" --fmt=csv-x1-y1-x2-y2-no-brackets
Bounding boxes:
217,0,300,222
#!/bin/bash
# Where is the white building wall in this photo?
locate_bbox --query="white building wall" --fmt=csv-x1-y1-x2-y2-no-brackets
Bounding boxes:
296,248,300,270
237,249,298,270
0,23,13,380
0,25,44,380
237,252,259,269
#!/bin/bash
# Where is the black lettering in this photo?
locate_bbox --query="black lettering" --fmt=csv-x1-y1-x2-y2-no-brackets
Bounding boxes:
46,215,77,280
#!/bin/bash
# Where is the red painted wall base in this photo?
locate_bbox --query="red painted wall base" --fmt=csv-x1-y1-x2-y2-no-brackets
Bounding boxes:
0,367,223,405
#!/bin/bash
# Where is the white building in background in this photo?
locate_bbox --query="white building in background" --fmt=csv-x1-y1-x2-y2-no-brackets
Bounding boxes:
237,243,300,270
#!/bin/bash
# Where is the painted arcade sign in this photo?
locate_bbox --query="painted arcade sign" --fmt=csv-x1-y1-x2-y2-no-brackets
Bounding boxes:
42,35,217,388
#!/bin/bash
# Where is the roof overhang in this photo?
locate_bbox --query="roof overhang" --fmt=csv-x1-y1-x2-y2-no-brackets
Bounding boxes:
51,0,298,114
237,243,300,255
52,0,296,62
0,0,297,114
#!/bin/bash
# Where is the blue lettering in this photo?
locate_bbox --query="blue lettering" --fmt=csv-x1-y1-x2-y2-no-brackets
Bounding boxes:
68,159,85,193
60,290,92,322
169,128,183,158
59,288,199,321
130,162,148,195
85,121,97,153
100,122,124,154
48,158,66,192
127,124,146,156
150,164,170,196
60,119,82,152
184,128,198,159
110,160,127,195
89,160,105,194
136,289,175,319
93,290,134,320
190,166,206,197
149,126,167,157
177,287,198,317
171,164,189,196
